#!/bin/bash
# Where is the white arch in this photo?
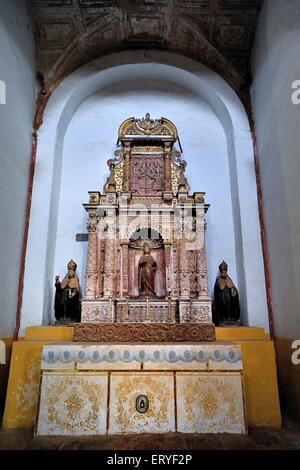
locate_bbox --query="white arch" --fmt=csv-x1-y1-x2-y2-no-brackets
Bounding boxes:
21,50,269,333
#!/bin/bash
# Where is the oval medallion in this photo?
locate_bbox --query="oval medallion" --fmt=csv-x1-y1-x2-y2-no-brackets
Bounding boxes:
136,394,149,414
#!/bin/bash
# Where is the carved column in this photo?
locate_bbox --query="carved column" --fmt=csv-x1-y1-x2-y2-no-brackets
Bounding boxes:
164,142,172,192
179,241,190,299
85,211,98,299
196,247,209,298
103,238,116,298
121,244,129,298
188,250,197,298
96,238,105,298
171,224,180,299
164,243,172,296
115,243,121,298
123,142,131,192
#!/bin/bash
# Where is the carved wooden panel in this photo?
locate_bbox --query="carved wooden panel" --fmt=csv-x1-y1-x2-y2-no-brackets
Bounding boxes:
74,322,216,342
131,155,164,196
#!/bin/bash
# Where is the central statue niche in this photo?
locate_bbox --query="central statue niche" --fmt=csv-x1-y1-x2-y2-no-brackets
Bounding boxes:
128,228,166,299
81,113,213,325
138,243,156,296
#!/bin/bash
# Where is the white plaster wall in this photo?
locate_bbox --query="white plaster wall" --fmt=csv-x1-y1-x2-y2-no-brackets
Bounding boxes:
0,1,36,337
252,0,300,339
21,51,269,333
53,80,237,307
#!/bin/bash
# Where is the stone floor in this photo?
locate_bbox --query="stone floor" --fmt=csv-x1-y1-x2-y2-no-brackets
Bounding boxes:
0,426,300,450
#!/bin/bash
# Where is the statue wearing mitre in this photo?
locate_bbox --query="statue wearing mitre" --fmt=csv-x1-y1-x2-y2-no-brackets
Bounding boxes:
213,260,240,326
54,259,81,323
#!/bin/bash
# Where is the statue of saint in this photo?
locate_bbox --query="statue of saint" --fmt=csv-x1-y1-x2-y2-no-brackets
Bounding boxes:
138,243,157,297
213,261,240,326
54,259,81,323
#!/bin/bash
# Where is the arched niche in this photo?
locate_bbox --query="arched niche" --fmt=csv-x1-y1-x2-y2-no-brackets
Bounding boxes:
21,50,269,333
128,228,166,299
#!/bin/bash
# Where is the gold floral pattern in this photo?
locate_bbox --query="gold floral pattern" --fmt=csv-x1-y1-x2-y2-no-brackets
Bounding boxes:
109,372,175,434
176,373,246,434
114,160,124,193
171,162,181,195
36,373,108,435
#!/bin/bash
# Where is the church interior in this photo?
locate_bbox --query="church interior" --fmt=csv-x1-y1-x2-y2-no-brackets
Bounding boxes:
0,0,300,451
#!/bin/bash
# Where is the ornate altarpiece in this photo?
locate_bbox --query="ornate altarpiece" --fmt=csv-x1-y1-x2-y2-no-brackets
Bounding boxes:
81,114,213,325
35,116,250,437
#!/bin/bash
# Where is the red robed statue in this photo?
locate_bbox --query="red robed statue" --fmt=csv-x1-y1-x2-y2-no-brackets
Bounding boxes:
138,243,157,297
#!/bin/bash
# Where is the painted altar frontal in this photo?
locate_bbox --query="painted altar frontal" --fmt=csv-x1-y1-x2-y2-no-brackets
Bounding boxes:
37,344,246,435
36,114,247,435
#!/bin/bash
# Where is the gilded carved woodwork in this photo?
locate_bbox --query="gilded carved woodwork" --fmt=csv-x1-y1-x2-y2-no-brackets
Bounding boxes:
132,146,163,154
114,159,124,193
123,143,131,192
119,114,177,140
171,162,181,196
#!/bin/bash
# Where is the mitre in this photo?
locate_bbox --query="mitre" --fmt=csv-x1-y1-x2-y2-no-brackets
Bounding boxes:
67,259,77,271
219,260,228,272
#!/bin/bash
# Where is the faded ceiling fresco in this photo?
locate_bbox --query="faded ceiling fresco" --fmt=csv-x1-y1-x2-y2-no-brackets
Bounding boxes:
29,0,262,92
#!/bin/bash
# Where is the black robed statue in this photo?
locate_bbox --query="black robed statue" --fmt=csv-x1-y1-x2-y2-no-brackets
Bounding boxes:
213,260,240,326
54,259,81,323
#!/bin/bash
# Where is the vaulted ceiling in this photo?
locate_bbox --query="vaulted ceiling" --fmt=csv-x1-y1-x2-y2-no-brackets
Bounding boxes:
29,0,262,94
